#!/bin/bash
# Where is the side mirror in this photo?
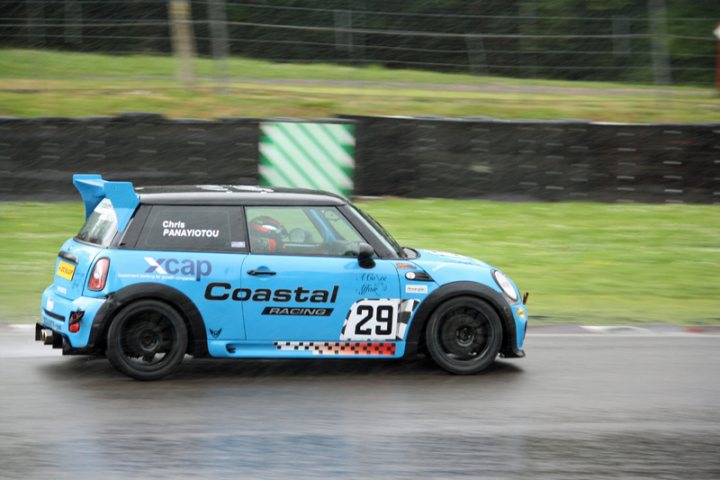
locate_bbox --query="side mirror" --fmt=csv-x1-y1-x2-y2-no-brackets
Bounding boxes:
357,242,376,269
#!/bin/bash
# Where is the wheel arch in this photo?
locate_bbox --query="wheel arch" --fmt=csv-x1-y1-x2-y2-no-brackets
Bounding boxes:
87,283,209,357
404,281,520,358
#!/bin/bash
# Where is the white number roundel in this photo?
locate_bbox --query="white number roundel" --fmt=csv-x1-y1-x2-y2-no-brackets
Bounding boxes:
341,299,400,341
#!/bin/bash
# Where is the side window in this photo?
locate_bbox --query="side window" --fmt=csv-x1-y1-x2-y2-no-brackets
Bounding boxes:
246,206,365,257
319,207,359,241
136,205,247,253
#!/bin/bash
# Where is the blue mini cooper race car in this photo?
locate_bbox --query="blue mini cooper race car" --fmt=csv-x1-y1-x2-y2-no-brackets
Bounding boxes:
37,174,528,380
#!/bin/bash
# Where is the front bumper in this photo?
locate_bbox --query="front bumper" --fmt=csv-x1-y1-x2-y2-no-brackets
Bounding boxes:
500,302,528,358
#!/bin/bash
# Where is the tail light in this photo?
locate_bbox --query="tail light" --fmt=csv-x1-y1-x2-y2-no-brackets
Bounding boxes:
88,258,110,291
69,310,84,333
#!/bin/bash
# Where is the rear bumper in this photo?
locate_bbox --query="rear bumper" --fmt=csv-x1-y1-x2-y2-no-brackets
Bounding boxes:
40,286,107,349
35,322,64,348
35,323,98,354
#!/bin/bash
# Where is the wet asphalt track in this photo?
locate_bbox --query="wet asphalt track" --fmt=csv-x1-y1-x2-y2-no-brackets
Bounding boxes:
1,325,719,480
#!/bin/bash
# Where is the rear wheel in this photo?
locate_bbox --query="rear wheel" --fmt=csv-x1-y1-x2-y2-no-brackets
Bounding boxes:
425,296,502,374
106,300,188,380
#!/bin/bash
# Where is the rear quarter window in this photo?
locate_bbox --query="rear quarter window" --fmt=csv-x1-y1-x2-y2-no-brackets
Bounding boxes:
136,205,247,253
75,198,118,246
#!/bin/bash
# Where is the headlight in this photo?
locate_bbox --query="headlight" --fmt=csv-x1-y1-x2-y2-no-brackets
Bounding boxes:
492,270,518,301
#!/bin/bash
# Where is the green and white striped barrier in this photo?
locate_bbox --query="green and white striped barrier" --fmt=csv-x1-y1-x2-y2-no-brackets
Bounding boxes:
259,121,355,197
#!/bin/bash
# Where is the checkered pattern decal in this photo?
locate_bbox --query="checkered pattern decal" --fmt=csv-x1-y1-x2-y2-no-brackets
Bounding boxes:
397,299,420,340
274,341,396,356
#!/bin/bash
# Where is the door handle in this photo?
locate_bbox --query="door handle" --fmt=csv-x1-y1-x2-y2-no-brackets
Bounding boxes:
247,269,277,276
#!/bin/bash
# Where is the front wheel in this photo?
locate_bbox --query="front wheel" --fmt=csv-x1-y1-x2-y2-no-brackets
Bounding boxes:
425,296,502,374
106,300,188,380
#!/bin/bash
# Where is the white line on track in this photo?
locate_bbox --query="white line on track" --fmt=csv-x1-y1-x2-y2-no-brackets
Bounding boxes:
528,333,720,338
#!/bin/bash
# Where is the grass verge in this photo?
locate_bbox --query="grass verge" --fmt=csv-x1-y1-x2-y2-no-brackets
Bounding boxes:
1,200,718,325
1,49,719,122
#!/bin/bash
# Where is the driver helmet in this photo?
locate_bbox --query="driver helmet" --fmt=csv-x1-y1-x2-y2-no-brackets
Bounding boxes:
249,215,287,253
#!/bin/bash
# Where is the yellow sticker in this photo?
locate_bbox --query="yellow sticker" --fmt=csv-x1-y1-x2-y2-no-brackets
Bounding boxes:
56,261,76,281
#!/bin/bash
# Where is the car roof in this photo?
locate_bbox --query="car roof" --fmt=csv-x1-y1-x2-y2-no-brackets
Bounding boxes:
135,185,348,206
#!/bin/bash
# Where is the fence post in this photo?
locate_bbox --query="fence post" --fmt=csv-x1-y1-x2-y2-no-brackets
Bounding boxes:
352,0,366,64
334,9,353,59
519,2,537,78
64,0,82,46
26,0,45,48
465,34,488,75
207,0,230,92
648,0,672,86
168,0,196,87
714,23,720,93
612,16,630,57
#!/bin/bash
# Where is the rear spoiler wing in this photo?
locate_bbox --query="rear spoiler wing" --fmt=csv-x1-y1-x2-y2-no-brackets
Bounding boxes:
72,174,140,233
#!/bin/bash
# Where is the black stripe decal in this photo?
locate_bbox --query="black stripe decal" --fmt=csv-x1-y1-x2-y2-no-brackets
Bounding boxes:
43,309,65,322
58,251,78,264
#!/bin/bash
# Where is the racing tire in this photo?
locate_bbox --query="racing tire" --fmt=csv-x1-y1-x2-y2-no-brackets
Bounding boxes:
106,300,188,380
425,296,502,375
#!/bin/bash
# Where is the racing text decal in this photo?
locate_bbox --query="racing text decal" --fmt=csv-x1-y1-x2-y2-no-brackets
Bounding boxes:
261,307,333,316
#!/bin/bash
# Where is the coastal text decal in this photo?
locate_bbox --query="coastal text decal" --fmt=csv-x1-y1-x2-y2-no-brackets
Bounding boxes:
205,283,339,304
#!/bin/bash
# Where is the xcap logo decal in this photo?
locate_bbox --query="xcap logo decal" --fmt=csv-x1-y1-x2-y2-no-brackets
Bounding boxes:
144,257,167,275
144,257,212,281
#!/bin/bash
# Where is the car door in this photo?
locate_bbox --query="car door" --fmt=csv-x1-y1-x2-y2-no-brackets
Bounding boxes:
241,205,401,342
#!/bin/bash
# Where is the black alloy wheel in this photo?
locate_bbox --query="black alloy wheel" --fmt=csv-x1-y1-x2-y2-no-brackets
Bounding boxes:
425,296,503,374
106,300,188,380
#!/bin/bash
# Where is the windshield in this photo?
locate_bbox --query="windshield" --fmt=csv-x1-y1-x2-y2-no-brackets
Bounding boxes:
351,205,406,259
75,198,118,246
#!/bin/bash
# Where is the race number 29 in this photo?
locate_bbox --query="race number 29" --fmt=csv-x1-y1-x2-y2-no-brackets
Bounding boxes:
341,299,400,340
